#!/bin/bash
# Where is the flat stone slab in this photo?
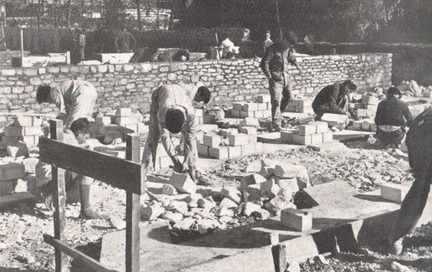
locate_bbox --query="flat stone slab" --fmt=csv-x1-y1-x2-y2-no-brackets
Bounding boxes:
333,129,375,141
307,140,347,152
99,180,419,271
0,192,36,210
257,132,283,143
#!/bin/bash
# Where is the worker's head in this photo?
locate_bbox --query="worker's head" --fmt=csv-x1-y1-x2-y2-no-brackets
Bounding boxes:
265,30,271,40
36,85,53,104
70,118,91,144
342,80,357,95
165,108,186,134
195,86,211,104
279,31,298,51
386,87,402,99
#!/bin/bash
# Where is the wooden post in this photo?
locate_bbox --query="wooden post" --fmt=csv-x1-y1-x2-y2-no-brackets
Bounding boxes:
271,244,287,272
20,28,23,59
125,134,141,272
50,120,68,272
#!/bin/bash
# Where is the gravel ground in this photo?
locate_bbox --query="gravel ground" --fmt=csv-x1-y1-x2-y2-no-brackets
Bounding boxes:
1,138,431,272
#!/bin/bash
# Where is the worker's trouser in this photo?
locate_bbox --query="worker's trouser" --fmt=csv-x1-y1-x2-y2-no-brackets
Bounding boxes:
376,127,406,147
269,78,291,127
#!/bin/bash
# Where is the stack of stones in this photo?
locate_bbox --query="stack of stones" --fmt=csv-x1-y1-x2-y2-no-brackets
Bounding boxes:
230,95,272,119
197,127,262,159
348,118,377,132
285,98,314,114
0,162,36,200
280,122,333,145
353,94,379,119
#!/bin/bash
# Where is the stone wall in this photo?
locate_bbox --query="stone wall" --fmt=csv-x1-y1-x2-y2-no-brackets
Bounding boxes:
0,53,392,117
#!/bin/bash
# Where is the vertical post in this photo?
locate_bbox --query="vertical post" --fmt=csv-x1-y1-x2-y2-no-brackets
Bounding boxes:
271,244,287,272
49,120,67,272
125,134,141,272
20,27,23,59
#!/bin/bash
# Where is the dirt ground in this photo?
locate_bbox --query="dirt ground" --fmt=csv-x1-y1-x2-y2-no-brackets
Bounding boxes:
1,138,432,272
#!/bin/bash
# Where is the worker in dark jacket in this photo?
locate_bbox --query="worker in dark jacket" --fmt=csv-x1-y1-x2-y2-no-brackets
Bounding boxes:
383,107,432,255
312,80,357,120
375,87,413,148
260,34,303,131
114,27,137,53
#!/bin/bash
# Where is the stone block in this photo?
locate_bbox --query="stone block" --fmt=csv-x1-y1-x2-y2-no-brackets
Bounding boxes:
243,103,258,111
168,172,197,194
0,180,14,196
231,110,240,118
23,126,42,136
310,133,322,145
238,126,257,135
352,120,363,130
371,123,377,132
243,184,261,203
197,143,209,157
4,126,23,137
227,146,242,158
257,103,267,111
221,185,242,204
361,119,373,131
299,123,316,136
321,113,350,129
366,104,377,111
7,141,29,158
219,198,238,208
362,95,379,105
115,116,138,126
13,116,32,127
105,130,123,140
273,163,310,189
219,128,238,137
32,117,43,126
315,122,329,133
240,111,251,118
274,177,299,196
281,131,294,144
208,146,229,159
0,163,25,181
260,178,281,199
95,116,112,126
292,134,312,145
203,135,221,147
228,133,249,146
281,208,313,231
355,108,374,118
381,183,410,203
14,177,37,193
162,184,178,195
232,103,244,111
239,117,260,128
115,108,133,116
257,95,271,103
242,202,262,216
240,173,267,190
322,131,333,142
141,204,165,221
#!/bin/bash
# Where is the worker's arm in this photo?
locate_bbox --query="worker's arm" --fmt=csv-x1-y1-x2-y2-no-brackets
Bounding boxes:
403,104,414,127
287,50,303,74
374,102,383,125
328,85,345,114
260,48,273,79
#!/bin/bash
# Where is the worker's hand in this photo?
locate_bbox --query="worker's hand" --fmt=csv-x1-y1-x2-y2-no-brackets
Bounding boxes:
56,112,67,121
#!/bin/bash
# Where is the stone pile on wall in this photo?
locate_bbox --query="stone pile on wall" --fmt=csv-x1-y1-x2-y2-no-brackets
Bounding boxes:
0,53,392,117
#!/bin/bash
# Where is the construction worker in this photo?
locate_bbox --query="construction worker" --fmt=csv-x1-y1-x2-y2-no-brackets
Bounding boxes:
375,87,413,148
312,80,357,121
36,80,98,129
263,30,273,53
384,107,432,255
142,84,210,182
38,118,109,220
114,27,137,53
260,33,303,131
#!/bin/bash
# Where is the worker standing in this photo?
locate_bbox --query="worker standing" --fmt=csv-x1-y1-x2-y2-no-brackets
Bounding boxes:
36,80,98,129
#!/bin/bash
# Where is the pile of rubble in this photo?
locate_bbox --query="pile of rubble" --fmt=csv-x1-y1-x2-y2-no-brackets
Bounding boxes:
141,159,310,239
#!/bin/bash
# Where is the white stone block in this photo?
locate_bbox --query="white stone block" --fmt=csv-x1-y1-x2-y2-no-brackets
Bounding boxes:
281,208,313,231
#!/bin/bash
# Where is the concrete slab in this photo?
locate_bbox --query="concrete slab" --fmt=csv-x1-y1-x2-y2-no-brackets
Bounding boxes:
100,180,419,272
333,130,375,141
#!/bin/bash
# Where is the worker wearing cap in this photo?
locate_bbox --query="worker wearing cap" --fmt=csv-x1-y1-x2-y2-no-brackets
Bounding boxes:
312,80,357,121
36,80,98,129
375,87,413,148
142,84,210,182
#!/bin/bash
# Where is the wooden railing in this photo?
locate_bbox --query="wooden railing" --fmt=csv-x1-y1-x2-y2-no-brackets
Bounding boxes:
39,120,146,272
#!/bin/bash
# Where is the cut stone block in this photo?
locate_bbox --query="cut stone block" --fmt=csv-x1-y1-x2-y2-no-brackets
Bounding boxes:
248,135,257,144
23,135,37,146
14,177,37,193
232,103,244,111
240,173,267,190
260,178,281,200
23,126,42,136
281,131,294,144
352,120,363,130
243,103,258,111
299,124,316,136
197,143,209,157
0,180,14,196
371,123,377,132
4,126,23,137
242,202,262,216
219,128,238,137
310,133,323,145
0,163,25,181
361,120,372,131
95,116,112,126
231,110,240,118
229,133,249,146
273,163,310,189
141,204,165,221
257,103,267,111
115,108,133,116
293,134,312,145
203,135,221,148
241,143,258,156
168,172,197,194
13,116,32,127
355,108,374,118
238,126,257,135
219,197,238,208
227,146,242,158
162,184,178,195
315,122,329,133
239,117,260,128
115,116,138,126
275,177,299,196
209,146,229,159
322,131,333,142
381,183,410,203
263,189,296,215
257,95,271,103
221,186,242,204
281,208,313,231
242,184,262,203
321,113,350,129
362,95,379,105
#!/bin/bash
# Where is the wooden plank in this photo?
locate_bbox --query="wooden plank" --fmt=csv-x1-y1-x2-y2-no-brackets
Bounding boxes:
125,134,142,272
39,137,145,195
43,235,116,272
50,120,67,272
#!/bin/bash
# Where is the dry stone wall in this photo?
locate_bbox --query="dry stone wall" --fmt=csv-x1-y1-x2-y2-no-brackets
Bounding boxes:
0,53,391,117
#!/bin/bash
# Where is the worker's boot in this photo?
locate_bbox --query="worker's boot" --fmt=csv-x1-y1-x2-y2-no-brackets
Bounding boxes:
78,184,109,220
